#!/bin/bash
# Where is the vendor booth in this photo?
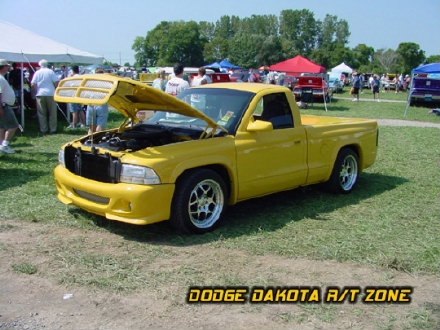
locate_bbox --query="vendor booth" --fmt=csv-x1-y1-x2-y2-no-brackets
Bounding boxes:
0,20,103,128
269,55,326,76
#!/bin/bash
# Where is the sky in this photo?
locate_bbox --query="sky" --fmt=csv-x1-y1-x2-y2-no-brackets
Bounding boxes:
1,0,439,65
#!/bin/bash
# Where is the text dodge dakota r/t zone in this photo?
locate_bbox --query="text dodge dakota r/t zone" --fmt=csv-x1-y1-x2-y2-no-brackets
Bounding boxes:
54,75,378,234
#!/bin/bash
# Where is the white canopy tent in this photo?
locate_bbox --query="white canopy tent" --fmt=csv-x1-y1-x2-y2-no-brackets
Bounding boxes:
0,20,104,128
330,62,353,74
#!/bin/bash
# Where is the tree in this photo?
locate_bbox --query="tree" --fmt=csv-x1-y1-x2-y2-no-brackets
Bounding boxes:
374,48,399,73
352,44,375,69
279,9,318,57
311,45,354,70
132,36,149,67
239,14,279,36
229,33,263,68
396,42,426,74
426,55,440,63
203,37,229,63
133,21,204,67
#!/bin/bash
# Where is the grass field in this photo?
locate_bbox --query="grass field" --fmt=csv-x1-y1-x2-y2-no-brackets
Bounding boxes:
306,88,440,122
1,94,439,275
1,95,439,329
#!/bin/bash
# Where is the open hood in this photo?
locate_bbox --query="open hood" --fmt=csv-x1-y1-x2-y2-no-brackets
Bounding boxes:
54,74,219,128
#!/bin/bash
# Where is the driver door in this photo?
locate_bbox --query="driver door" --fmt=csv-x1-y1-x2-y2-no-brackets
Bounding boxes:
235,92,308,200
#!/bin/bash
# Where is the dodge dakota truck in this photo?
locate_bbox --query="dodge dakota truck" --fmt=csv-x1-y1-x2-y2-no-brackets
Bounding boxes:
54,75,378,234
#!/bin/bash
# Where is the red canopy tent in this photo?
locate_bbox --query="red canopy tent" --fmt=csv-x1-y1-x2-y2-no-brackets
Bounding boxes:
269,55,326,76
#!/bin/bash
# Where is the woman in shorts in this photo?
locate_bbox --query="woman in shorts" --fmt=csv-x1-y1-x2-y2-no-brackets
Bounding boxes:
86,68,109,134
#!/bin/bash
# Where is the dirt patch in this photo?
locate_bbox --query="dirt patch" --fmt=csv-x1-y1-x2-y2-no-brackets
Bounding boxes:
1,219,439,330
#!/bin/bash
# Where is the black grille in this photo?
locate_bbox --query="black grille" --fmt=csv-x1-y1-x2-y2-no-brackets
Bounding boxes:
64,146,121,183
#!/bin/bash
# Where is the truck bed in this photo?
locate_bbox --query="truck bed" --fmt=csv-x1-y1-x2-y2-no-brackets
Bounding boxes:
300,114,378,184
301,114,376,127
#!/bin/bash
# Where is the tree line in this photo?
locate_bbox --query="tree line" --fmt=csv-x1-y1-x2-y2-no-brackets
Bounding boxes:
131,9,438,74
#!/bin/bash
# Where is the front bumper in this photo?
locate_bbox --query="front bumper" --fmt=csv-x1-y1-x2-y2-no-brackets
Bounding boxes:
54,165,175,225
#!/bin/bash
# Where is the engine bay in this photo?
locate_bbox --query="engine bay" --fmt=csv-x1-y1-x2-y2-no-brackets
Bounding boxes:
80,124,205,152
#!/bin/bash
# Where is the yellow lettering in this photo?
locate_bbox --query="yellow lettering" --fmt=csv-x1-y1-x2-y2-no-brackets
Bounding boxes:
399,289,411,302
201,290,213,301
287,289,298,301
309,289,320,302
264,290,273,302
188,288,200,302
275,289,287,301
364,289,375,302
326,288,340,302
252,289,264,302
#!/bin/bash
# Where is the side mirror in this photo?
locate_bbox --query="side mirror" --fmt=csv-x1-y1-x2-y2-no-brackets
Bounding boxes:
247,119,273,132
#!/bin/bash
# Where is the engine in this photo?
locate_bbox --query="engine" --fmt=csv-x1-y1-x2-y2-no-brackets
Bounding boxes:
82,124,177,152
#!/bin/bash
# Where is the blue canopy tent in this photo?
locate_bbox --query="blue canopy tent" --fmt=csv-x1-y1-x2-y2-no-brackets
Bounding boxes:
219,59,240,70
413,62,440,74
404,62,440,115
204,62,222,70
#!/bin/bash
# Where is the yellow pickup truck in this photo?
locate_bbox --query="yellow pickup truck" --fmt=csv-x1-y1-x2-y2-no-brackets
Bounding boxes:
54,75,378,234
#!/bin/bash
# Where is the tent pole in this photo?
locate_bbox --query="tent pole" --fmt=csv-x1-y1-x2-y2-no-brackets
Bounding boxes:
323,82,328,111
20,61,25,130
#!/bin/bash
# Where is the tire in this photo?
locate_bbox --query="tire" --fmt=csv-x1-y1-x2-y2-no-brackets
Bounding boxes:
171,169,227,234
324,148,359,194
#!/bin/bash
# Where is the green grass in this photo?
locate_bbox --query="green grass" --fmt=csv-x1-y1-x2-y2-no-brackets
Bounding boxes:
305,89,440,122
0,104,439,277
214,127,439,273
1,103,439,329
12,262,38,275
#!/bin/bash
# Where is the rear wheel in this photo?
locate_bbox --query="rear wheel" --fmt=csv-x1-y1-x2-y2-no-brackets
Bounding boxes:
171,169,227,234
324,148,359,194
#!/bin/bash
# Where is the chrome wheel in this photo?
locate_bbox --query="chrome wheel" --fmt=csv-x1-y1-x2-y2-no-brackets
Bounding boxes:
339,154,358,191
188,179,224,229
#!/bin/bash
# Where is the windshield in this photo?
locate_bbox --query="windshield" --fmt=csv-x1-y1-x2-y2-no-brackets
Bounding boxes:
145,87,254,134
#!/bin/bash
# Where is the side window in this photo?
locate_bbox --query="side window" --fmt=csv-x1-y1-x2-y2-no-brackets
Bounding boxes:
254,93,294,129
254,99,264,116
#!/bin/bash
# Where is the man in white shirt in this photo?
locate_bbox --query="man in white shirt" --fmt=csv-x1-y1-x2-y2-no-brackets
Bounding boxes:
191,67,212,86
31,59,59,134
165,63,189,96
0,59,19,154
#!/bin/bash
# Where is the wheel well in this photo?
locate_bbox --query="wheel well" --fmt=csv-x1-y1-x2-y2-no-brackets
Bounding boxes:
176,165,232,201
339,144,361,166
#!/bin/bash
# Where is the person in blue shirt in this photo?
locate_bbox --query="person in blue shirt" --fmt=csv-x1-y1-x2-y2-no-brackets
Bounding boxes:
372,75,381,102
351,72,361,101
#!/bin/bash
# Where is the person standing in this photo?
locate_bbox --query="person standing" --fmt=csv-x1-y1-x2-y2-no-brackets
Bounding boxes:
152,69,167,91
31,59,59,134
86,68,109,134
165,63,189,96
67,65,85,129
248,69,257,82
0,59,20,154
191,67,210,86
351,72,361,101
372,75,381,102
7,63,22,108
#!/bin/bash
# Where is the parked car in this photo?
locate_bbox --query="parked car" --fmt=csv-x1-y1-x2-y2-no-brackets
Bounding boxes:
229,70,261,83
293,76,331,102
53,75,378,234
188,72,231,84
328,77,344,93
409,73,440,105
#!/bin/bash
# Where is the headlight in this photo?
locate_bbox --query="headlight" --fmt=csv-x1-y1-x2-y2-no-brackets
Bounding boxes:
58,149,65,167
120,164,161,185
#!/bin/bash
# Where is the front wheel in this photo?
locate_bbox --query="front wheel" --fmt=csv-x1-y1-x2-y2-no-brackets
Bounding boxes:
171,169,227,234
324,148,359,194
